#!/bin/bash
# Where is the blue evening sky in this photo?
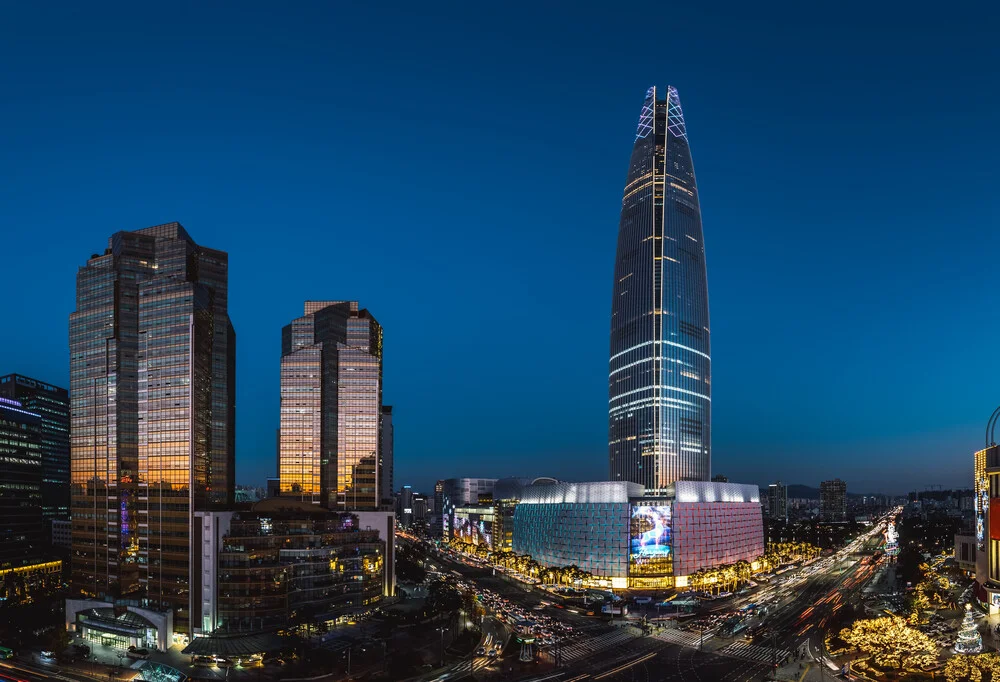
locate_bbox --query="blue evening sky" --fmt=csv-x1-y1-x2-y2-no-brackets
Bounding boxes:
1,3,997,495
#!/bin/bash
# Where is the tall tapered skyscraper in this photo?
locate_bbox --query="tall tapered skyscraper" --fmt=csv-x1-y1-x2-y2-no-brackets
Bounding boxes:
69,223,235,635
609,86,711,489
279,301,384,510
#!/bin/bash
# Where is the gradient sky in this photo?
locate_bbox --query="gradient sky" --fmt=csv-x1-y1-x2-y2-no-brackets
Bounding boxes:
2,3,998,496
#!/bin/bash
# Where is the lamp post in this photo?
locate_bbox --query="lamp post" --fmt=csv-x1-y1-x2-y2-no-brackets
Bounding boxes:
437,625,446,666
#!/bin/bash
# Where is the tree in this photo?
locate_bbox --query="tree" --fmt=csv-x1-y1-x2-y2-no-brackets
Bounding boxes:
944,652,1000,682
397,543,428,583
424,581,462,620
839,616,938,670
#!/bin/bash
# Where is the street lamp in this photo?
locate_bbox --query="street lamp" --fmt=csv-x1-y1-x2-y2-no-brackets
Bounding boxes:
437,626,446,666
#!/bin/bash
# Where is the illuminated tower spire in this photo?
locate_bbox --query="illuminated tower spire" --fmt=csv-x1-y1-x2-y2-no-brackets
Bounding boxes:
609,86,711,489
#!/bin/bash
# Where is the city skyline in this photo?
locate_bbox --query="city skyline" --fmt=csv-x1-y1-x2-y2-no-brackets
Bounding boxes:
2,5,998,496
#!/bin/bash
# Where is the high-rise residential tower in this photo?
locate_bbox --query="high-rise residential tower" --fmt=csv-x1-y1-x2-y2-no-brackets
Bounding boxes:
767,481,788,521
820,479,847,521
69,222,235,636
0,374,70,521
278,301,384,511
609,86,711,489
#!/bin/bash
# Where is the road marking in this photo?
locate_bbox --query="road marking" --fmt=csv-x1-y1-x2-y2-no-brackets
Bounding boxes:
717,641,790,664
593,651,658,679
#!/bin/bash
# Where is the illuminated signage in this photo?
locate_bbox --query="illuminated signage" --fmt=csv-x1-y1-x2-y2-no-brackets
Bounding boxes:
630,505,672,558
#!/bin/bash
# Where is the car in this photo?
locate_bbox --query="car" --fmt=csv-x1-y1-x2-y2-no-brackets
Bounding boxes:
40,651,55,659
193,656,215,667
489,648,499,657
126,647,150,660
216,657,235,668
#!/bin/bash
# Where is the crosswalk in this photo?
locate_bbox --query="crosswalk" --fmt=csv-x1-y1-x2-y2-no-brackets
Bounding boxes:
553,628,640,664
652,628,714,648
717,641,790,665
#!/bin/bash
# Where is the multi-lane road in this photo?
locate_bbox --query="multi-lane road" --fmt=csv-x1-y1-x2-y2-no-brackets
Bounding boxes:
415,511,896,681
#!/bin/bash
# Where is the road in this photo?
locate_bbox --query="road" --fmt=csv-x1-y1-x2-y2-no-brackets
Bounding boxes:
416,512,895,681
426,547,769,682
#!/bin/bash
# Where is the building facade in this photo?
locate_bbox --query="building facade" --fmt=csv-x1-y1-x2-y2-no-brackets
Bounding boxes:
513,482,639,585
668,481,763,580
381,406,393,506
397,485,414,526
975,446,1000,611
52,518,73,549
209,499,384,634
0,396,44,564
453,505,495,547
767,481,788,521
510,480,763,589
278,301,385,511
438,478,496,540
0,374,70,521
609,85,711,490
819,479,847,521
69,223,236,636
956,533,977,573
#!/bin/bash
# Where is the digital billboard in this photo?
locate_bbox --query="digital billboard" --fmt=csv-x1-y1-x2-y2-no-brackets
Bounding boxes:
630,505,672,558
454,508,494,547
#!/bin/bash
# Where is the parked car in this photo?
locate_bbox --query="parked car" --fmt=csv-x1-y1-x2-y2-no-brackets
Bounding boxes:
126,646,150,660
192,655,215,667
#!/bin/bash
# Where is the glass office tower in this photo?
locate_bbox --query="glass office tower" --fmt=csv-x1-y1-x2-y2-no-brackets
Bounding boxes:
279,301,384,510
0,397,43,562
69,223,235,635
0,374,70,521
609,86,711,490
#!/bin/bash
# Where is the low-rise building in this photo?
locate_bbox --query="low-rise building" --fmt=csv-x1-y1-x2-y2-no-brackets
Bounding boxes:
51,518,72,549
511,480,764,589
955,534,976,573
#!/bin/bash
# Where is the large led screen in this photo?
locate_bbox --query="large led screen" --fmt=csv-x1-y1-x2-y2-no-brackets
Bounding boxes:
630,505,672,557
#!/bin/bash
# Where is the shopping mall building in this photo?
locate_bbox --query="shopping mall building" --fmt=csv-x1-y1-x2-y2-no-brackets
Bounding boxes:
974,445,1000,612
510,480,763,589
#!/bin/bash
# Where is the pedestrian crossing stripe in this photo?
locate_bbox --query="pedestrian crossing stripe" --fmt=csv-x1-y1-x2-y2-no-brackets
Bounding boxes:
717,642,790,664
554,629,639,663
652,629,714,647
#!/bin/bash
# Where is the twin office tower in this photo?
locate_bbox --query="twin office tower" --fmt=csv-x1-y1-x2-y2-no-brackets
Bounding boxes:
69,223,391,634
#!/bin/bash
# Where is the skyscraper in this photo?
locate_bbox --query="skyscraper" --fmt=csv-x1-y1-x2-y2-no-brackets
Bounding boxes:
0,374,70,521
820,479,847,521
609,86,711,489
69,222,235,636
278,301,385,510
767,481,788,521
0,396,43,559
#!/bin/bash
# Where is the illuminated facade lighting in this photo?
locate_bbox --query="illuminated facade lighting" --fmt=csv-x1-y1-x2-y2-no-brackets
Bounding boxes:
609,86,711,488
